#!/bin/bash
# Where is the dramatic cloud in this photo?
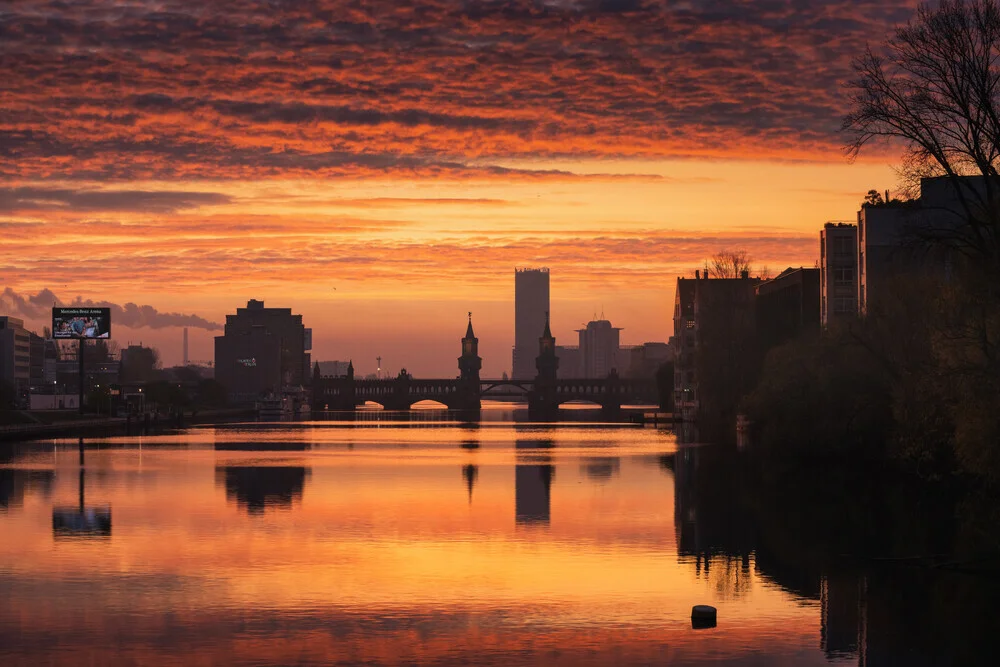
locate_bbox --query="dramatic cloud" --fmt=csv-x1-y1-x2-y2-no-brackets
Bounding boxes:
0,187,231,213
0,0,908,371
0,0,918,180
0,288,222,331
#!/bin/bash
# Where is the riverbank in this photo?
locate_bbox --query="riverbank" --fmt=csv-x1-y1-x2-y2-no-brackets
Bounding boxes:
0,408,255,443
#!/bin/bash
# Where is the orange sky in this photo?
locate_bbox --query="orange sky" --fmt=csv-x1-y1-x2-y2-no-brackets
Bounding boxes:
0,0,916,374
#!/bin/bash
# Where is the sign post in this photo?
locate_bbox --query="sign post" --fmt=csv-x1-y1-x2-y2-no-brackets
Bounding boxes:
79,338,85,415
51,307,112,416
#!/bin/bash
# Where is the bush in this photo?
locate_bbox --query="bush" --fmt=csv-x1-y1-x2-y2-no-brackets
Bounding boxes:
742,332,893,460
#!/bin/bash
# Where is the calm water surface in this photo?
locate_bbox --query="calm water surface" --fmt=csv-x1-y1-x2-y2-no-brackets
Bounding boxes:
0,414,991,665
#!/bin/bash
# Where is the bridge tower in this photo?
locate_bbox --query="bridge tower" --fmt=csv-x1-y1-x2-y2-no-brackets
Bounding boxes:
529,312,560,419
455,313,483,411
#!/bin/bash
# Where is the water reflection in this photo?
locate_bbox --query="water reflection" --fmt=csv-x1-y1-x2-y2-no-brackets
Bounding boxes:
674,439,1000,666
0,424,997,665
821,573,862,659
461,463,478,504
580,456,620,482
515,439,554,526
0,467,53,512
50,442,111,538
215,466,311,514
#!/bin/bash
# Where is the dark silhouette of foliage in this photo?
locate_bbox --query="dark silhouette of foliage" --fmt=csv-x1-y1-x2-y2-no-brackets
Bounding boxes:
709,249,753,278
844,0,1000,267
742,332,893,460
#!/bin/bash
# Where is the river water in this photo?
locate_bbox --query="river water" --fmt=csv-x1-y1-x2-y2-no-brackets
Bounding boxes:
0,412,996,665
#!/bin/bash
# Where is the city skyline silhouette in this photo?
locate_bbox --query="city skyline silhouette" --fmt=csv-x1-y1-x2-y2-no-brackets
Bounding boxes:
0,1,910,375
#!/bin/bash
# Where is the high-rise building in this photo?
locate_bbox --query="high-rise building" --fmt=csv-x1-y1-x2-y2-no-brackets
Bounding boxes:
0,316,31,403
214,300,312,404
756,267,821,348
672,271,761,420
554,345,580,378
576,318,622,378
820,222,859,326
513,268,549,379
857,177,970,315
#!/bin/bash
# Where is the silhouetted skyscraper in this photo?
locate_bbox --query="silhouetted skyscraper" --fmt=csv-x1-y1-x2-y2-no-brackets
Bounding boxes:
576,318,622,378
214,300,312,405
515,440,554,525
820,222,859,326
513,268,549,379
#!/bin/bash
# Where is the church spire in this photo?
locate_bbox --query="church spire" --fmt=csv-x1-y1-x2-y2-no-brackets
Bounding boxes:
542,310,553,340
465,311,475,339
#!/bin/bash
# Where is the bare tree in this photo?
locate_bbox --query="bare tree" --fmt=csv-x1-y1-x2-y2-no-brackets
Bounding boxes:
843,0,1000,268
864,189,884,206
710,249,753,278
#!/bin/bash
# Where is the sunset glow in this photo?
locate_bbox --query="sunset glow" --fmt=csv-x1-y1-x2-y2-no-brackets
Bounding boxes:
2,0,912,372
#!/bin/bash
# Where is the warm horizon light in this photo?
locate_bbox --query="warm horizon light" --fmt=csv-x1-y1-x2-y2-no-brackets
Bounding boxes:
1,0,916,374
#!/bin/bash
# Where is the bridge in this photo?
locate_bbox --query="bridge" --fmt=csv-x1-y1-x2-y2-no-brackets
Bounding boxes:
311,314,661,418
314,373,658,413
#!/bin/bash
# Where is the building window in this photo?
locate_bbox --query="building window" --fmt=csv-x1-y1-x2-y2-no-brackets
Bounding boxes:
833,297,856,314
834,267,854,285
833,236,853,256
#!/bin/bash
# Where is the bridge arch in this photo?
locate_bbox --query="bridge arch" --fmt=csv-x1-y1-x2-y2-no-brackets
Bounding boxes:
411,399,449,409
558,399,603,409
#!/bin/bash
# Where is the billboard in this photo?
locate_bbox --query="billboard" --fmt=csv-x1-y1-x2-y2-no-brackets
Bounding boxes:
52,307,111,339
52,506,112,538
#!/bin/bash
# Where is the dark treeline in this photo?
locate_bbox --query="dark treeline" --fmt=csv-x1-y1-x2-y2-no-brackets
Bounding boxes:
744,264,1000,484
733,0,1000,487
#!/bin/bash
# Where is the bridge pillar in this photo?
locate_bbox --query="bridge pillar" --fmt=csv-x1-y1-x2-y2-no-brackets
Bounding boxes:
601,368,622,417
453,313,482,412
386,370,412,411
528,313,560,421
311,360,357,412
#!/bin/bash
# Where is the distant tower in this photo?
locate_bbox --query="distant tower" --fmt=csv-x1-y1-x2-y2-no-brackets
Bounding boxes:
456,313,483,411
528,312,560,420
183,327,189,366
513,268,550,379
577,317,622,378
459,312,482,382
535,311,559,382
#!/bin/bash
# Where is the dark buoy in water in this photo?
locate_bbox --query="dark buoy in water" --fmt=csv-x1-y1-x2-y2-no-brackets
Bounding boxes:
691,605,717,629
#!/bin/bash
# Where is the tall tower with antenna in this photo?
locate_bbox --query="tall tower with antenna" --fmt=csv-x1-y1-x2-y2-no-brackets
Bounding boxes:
183,327,189,366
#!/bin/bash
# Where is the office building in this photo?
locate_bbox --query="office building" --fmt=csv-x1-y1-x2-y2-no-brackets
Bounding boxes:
858,176,979,314
756,267,821,348
554,345,580,378
214,300,312,404
0,316,31,402
673,271,761,420
857,204,916,315
820,223,859,326
513,268,549,379
672,278,697,415
624,341,672,379
577,318,622,378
